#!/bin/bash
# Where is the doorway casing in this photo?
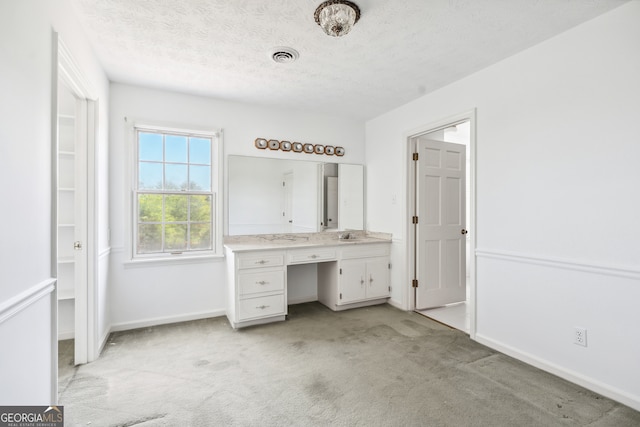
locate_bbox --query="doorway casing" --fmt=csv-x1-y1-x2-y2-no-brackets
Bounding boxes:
404,109,477,339
52,32,100,367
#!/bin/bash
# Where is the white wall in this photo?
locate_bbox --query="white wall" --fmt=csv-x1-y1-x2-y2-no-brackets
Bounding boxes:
109,83,364,329
365,2,640,410
0,0,109,403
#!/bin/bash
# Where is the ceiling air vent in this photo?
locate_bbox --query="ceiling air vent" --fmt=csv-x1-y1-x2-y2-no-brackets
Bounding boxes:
270,47,299,64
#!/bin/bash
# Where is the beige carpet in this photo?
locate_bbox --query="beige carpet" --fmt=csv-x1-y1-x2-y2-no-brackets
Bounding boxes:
59,303,640,426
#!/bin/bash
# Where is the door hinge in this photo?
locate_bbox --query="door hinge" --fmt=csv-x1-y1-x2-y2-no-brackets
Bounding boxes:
339,268,342,275
412,216,418,224
412,152,419,161
339,293,342,300
412,279,419,288
388,286,391,292
388,263,391,269
283,181,285,186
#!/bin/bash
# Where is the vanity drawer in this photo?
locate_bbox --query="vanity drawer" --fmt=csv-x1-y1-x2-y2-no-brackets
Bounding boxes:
340,244,390,259
287,248,337,264
238,294,286,321
237,252,285,269
239,270,285,296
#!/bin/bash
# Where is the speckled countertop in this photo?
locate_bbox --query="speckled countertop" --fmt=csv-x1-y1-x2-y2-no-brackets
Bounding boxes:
223,231,392,252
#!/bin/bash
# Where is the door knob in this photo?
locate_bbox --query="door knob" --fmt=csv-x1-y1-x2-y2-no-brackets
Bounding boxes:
461,229,468,235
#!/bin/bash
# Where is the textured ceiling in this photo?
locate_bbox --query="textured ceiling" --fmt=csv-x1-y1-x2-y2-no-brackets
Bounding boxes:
70,0,628,120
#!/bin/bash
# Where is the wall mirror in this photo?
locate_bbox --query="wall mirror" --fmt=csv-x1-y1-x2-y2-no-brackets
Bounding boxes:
227,156,363,235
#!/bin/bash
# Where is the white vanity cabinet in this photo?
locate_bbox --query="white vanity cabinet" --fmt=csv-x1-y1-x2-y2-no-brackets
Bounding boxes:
225,236,392,328
339,257,390,303
226,248,287,329
318,243,390,311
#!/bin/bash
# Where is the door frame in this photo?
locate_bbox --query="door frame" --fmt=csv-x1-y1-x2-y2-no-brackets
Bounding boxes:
52,32,99,364
404,109,477,339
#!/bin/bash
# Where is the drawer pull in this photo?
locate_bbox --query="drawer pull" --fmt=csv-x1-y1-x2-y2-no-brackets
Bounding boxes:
257,305,270,310
309,254,318,259
255,260,267,265
256,280,269,285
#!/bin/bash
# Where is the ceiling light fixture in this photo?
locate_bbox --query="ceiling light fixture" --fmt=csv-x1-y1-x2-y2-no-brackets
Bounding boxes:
314,0,361,37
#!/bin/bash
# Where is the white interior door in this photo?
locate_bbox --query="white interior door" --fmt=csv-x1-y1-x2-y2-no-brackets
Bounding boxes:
415,139,466,309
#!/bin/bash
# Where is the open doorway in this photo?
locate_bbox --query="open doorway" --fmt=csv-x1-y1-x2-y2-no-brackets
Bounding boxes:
53,34,99,370
407,113,475,335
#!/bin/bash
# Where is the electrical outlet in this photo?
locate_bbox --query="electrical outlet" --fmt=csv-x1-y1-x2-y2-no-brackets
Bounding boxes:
574,327,587,347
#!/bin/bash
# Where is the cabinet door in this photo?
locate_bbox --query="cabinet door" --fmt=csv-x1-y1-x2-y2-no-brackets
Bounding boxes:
339,259,367,303
366,257,390,299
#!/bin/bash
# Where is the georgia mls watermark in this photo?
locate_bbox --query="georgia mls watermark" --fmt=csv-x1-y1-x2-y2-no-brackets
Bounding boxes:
0,406,63,427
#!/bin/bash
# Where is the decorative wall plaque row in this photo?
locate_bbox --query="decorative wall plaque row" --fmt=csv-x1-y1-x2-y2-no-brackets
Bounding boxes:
254,138,345,156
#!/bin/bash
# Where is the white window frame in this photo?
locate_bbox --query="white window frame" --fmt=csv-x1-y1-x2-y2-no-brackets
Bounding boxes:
127,120,223,263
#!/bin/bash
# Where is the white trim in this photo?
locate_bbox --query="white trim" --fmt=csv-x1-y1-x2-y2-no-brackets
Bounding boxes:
99,247,111,259
475,334,640,412
387,298,405,311
0,279,56,325
57,39,96,100
288,296,318,305
58,331,75,341
404,109,478,339
98,325,111,355
125,118,224,261
475,248,640,280
110,309,226,333
123,253,224,268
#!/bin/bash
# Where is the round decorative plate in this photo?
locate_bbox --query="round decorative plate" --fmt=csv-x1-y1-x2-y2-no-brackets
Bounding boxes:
268,139,280,150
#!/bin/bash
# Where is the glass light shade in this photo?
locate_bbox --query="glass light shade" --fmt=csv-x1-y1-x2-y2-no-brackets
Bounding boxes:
315,1,360,37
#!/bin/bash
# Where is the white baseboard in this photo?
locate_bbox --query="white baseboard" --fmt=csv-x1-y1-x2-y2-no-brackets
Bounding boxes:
475,333,640,412
110,309,226,333
288,296,318,305
57,331,74,341
387,298,406,311
98,326,110,355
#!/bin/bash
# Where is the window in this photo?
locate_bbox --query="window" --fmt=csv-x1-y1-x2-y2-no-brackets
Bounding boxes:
133,125,221,258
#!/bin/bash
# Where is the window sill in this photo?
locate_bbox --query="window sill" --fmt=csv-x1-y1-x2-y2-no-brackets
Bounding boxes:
124,253,224,269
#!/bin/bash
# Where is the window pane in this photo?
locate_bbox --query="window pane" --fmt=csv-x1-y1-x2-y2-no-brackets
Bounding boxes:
138,194,163,222
190,223,212,250
165,164,188,190
189,165,211,191
190,137,211,165
165,195,188,222
166,135,187,163
139,162,163,189
190,195,211,222
139,132,163,161
138,224,162,253
165,224,187,251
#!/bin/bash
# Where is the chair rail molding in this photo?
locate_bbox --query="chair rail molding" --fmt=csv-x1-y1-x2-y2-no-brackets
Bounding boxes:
0,278,56,325
475,248,640,280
